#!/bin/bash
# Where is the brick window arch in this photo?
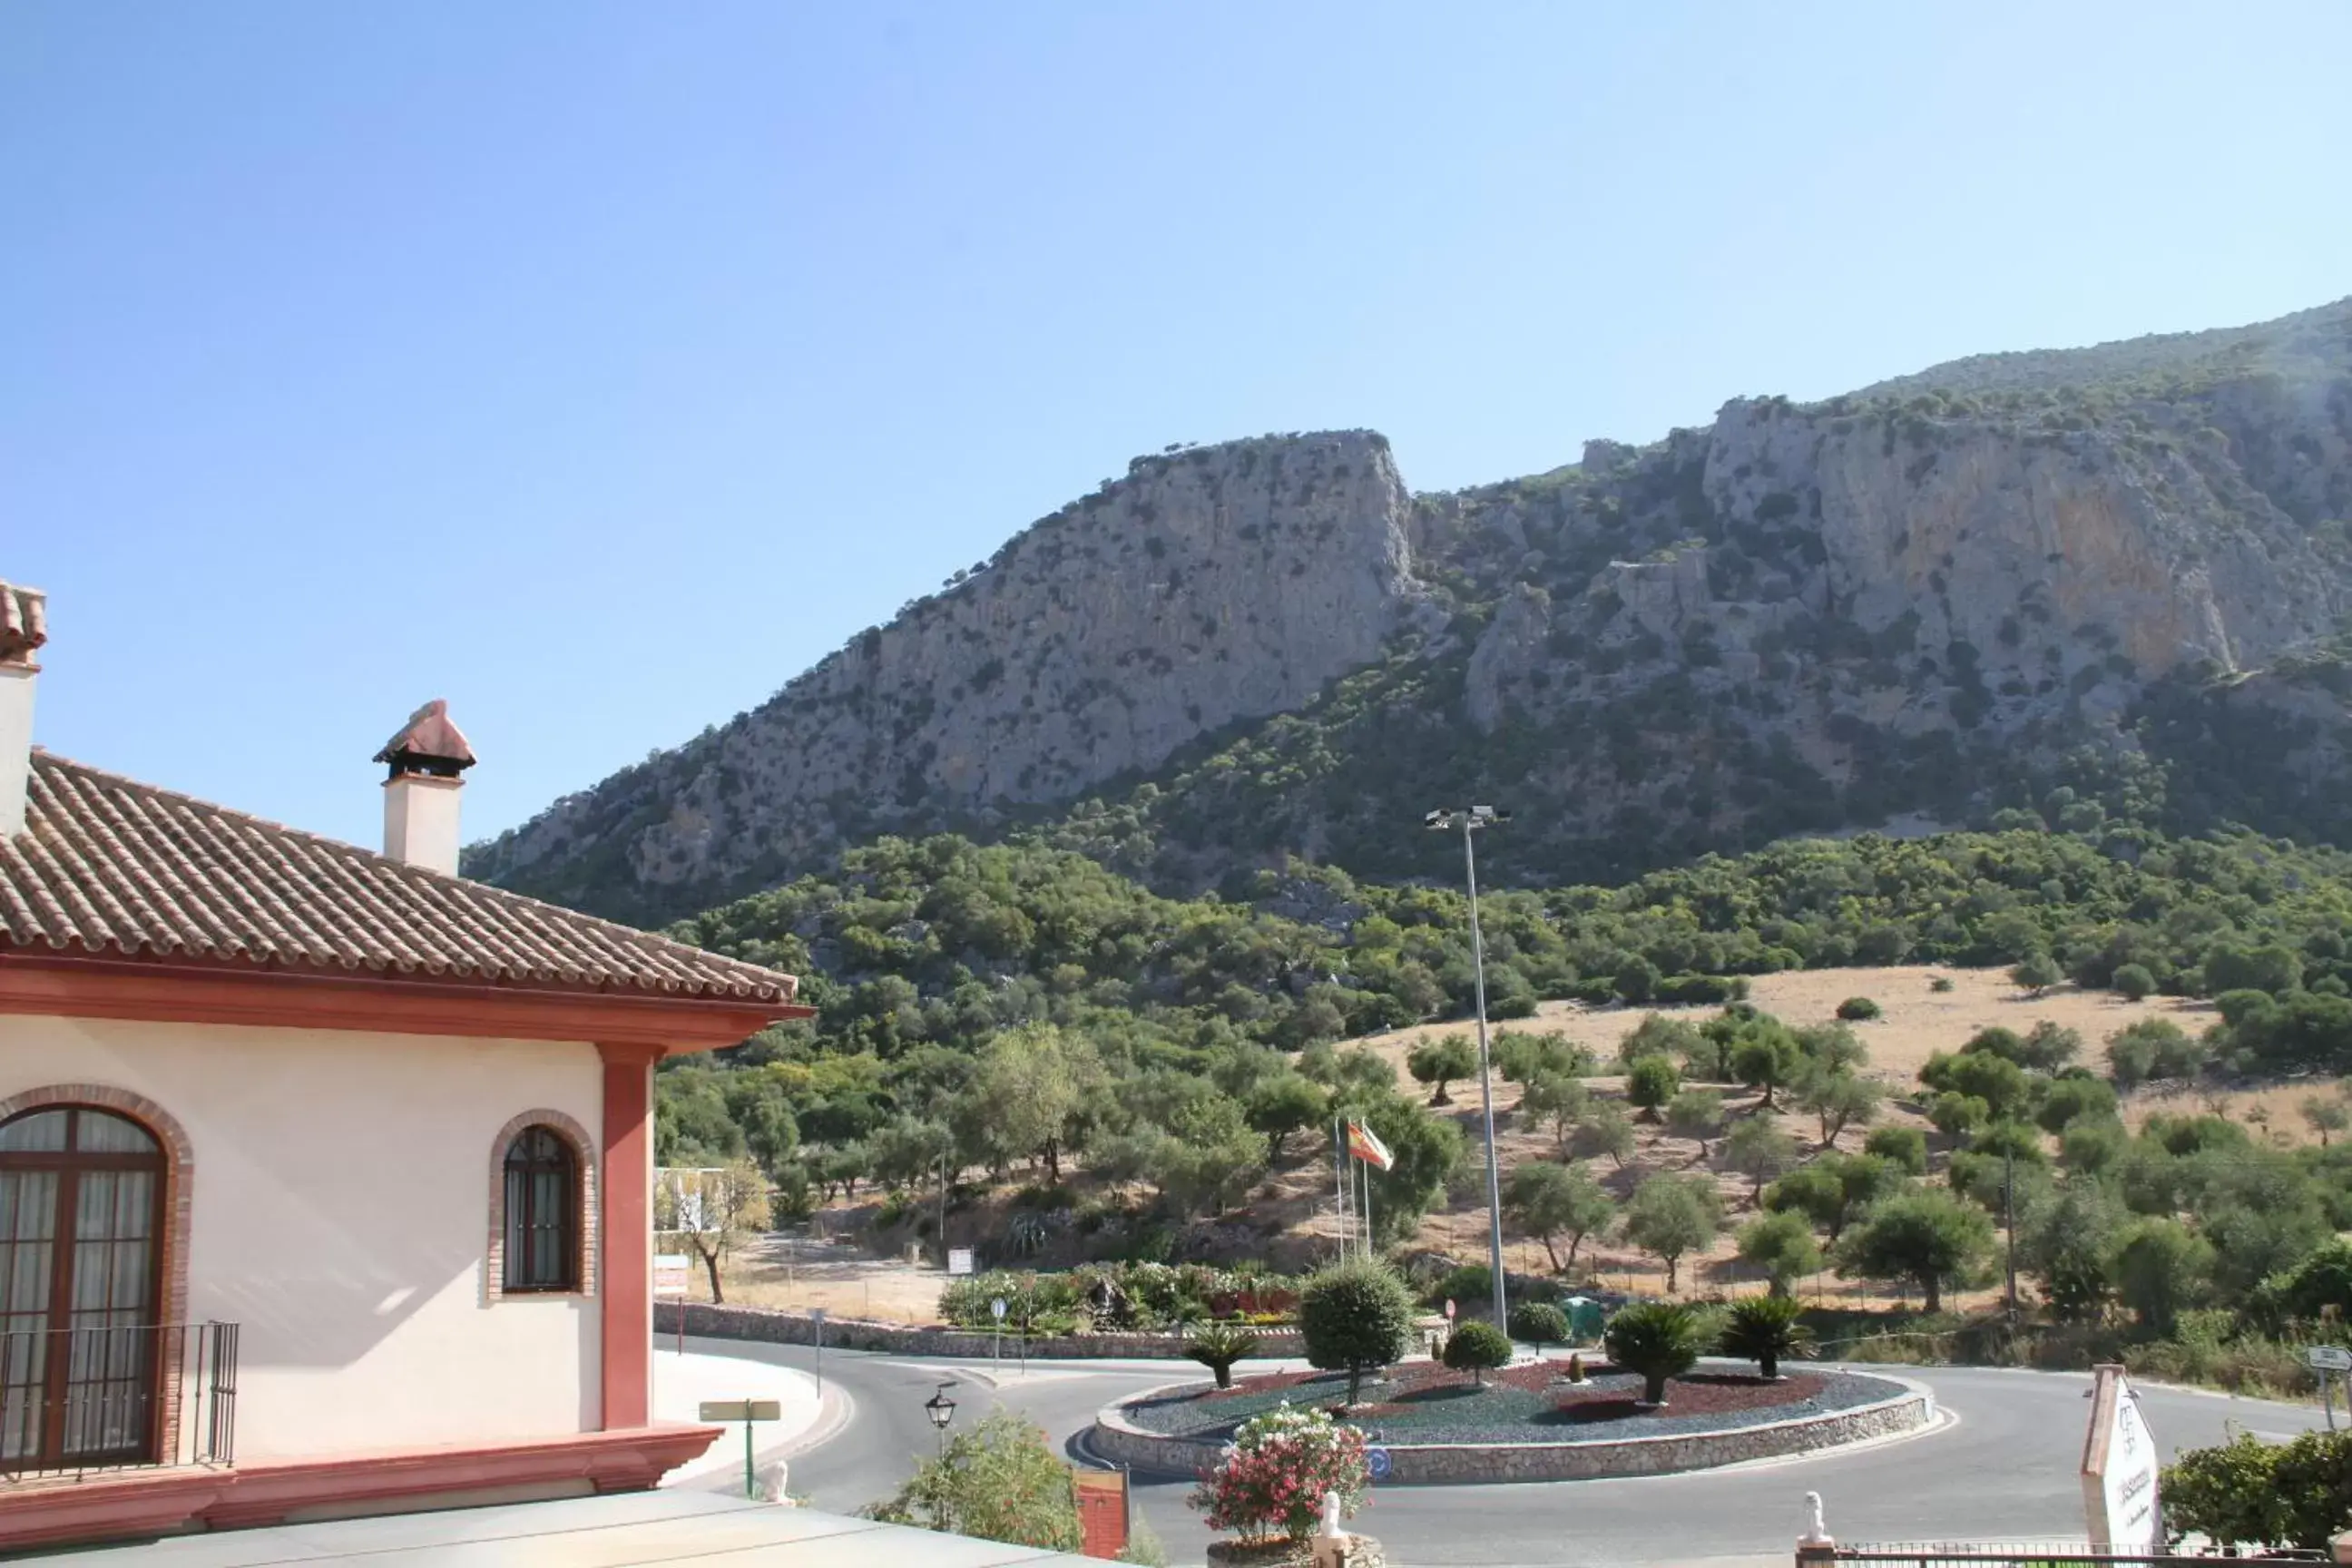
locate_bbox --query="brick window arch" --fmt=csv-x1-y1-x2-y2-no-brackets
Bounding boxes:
485,1110,596,1302
0,1083,193,1468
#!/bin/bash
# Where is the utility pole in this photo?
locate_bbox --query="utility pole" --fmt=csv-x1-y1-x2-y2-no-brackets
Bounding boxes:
2003,1143,2018,1328
1428,806,1510,1330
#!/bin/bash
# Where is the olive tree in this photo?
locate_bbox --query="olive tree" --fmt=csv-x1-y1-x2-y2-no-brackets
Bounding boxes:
1622,1172,1722,1292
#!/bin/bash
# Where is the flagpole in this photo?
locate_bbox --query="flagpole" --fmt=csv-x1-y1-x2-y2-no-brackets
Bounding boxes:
1333,1119,1349,1263
1363,1159,1374,1258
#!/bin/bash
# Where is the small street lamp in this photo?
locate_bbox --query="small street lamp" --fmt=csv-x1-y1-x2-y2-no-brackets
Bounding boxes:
923,1380,959,1456
1426,806,1511,1331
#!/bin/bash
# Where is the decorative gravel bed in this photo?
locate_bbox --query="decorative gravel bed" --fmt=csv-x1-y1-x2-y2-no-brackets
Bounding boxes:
1122,1360,1907,1445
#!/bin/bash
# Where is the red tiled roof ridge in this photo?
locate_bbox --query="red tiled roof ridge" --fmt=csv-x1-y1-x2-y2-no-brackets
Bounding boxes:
1,750,798,1004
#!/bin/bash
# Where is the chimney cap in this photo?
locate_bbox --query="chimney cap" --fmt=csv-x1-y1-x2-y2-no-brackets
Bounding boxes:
375,699,475,781
0,582,47,668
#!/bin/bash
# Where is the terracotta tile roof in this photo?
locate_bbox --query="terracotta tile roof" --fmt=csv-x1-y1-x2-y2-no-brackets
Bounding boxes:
0,751,799,1004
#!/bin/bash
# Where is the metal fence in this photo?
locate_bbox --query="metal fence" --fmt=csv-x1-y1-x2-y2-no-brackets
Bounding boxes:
0,1321,238,1479
1802,1546,2331,1566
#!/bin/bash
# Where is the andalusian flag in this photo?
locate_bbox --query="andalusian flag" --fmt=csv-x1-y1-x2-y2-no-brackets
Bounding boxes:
1346,1120,1394,1171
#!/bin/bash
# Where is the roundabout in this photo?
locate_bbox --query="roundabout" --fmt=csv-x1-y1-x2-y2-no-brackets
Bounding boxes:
1089,1359,1934,1483
680,1332,2331,1565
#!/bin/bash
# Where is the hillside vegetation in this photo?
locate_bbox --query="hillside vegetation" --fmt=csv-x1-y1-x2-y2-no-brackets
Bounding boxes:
477,297,2352,923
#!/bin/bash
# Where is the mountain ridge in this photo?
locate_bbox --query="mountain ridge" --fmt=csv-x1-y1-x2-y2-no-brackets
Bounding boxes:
468,298,2352,923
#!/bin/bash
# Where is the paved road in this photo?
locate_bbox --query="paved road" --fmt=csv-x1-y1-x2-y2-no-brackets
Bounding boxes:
680,1334,2331,1566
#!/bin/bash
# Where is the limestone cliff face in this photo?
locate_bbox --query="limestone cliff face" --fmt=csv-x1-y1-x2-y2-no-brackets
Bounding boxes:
480,298,2352,916
466,431,1434,917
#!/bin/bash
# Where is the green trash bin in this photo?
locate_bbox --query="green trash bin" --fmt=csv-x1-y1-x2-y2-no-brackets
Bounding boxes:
1563,1296,1606,1346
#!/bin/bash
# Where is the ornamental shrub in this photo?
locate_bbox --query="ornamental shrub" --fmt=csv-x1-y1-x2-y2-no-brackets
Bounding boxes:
1602,1300,1709,1405
863,1410,1083,1551
1189,1403,1368,1544
1506,1300,1571,1349
1718,1295,1814,1379
1183,1320,1260,1389
1298,1260,1414,1406
2161,1428,2352,1551
1442,1319,1514,1384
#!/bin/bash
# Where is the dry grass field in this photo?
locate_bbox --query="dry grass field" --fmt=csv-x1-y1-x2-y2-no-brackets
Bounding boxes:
695,966,2308,1322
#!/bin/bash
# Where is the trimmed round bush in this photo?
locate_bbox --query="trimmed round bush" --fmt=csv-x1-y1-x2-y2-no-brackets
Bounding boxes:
1836,996,1882,1022
1441,1319,1514,1384
2112,963,2156,1002
1505,1300,1570,1349
1298,1260,1415,1406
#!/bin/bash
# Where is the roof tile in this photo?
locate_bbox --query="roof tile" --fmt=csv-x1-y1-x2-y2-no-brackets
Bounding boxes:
0,752,798,1004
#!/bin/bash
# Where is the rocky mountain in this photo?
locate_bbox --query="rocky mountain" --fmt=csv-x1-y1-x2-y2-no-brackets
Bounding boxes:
469,299,2352,924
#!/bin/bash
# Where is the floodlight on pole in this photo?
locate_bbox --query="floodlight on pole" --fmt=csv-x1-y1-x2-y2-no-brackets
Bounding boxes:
1426,805,1511,1331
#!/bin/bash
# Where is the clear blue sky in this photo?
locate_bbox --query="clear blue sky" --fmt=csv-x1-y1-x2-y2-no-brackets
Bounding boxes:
5,2,2346,854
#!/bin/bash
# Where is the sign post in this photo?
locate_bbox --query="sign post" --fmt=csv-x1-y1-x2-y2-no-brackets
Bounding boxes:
992,1297,1007,1369
811,1306,827,1397
2081,1365,2161,1554
699,1398,782,1500
948,1248,975,1277
655,1254,691,1357
2307,1345,2349,1430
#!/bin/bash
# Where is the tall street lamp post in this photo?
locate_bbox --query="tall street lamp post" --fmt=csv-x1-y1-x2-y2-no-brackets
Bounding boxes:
1426,806,1510,1330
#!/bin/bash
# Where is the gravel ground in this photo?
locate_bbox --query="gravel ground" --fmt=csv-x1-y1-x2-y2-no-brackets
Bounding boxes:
1123,1360,1909,1445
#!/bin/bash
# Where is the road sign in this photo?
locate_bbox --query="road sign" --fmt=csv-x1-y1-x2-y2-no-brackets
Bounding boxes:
654,1255,692,1298
948,1248,975,1276
2081,1366,2160,1554
991,1297,1008,1321
810,1306,827,1323
1444,1298,1456,1320
699,1399,782,1423
1366,1446,1392,1481
2308,1346,2352,1371
700,1398,784,1500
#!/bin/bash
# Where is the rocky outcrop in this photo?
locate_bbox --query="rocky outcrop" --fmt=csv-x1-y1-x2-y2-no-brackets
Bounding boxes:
467,431,1436,918
478,299,2352,917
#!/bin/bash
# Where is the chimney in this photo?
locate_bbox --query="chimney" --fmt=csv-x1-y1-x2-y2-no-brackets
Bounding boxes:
0,582,46,838
373,699,475,875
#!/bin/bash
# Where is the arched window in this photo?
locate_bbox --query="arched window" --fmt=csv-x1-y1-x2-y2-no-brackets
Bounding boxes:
501,1126,579,1293
0,1105,164,1470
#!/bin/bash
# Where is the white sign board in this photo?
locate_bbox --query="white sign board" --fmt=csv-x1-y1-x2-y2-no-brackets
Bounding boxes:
948,1248,975,1277
2081,1365,2161,1553
991,1297,1007,1321
2308,1345,2352,1372
654,1254,692,1298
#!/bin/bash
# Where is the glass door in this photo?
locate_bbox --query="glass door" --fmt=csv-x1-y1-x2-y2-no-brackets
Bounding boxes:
0,1108,163,1471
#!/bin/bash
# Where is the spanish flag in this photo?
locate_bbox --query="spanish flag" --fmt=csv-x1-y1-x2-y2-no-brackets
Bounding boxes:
1346,1119,1394,1171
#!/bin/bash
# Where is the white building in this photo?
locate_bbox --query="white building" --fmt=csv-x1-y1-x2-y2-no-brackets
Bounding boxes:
0,581,808,1549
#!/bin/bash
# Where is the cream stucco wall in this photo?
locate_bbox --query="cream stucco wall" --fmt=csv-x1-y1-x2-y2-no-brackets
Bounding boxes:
0,1014,603,1458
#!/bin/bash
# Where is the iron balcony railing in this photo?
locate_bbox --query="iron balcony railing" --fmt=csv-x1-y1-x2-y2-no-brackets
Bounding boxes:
0,1321,238,1480
1801,1544,2330,1566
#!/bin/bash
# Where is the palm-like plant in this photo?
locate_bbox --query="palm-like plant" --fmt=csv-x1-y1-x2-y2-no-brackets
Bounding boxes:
1602,1301,1710,1406
1718,1295,1816,1380
1183,1319,1261,1390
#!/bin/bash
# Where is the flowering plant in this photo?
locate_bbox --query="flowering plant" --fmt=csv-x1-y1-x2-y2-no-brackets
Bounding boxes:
1189,1403,1368,1543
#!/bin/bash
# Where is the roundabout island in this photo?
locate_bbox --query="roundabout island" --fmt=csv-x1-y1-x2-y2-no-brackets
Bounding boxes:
1089,1357,1935,1484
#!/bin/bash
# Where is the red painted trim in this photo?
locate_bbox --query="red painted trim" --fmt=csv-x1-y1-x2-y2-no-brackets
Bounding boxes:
0,952,808,1052
0,1426,723,1549
201,1423,723,1529
0,1467,229,1551
598,1044,659,1429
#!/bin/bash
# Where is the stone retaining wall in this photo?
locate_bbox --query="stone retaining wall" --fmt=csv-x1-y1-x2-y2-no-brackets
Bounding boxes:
1087,1375,1934,1485
657,1300,1306,1362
